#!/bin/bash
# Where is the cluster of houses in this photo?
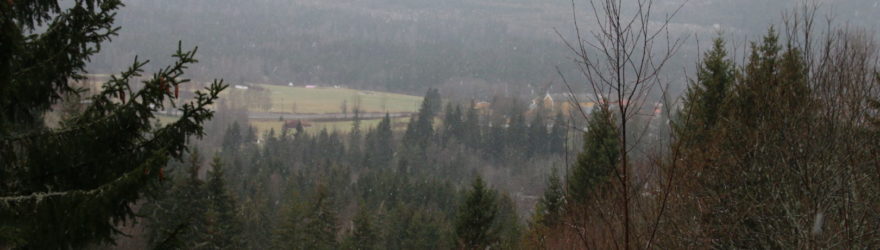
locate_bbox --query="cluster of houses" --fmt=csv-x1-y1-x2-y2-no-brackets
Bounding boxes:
471,92,664,120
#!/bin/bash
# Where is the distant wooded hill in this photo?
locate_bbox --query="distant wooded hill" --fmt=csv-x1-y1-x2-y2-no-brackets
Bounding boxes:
88,0,879,94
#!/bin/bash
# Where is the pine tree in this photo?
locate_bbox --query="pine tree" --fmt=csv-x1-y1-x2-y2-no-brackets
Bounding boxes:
346,205,378,250
177,150,211,249
363,114,394,168
455,176,499,249
525,168,565,249
729,28,783,127
674,37,734,148
403,90,437,150
548,112,567,154
348,108,363,166
485,123,506,159
442,103,463,145
302,186,339,250
274,185,339,250
0,1,225,248
701,28,815,248
375,113,394,166
273,190,307,249
534,168,565,226
423,88,442,118
528,108,548,155
494,193,523,249
506,105,528,153
462,101,481,148
222,122,243,153
143,150,210,249
205,156,242,249
567,106,620,204
451,105,464,140
384,203,454,249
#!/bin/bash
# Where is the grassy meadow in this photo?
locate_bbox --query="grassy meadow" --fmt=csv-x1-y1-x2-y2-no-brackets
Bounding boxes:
256,84,421,114
158,83,421,137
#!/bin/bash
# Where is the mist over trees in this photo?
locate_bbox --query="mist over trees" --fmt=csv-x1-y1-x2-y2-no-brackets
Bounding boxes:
4,0,880,249
89,0,880,96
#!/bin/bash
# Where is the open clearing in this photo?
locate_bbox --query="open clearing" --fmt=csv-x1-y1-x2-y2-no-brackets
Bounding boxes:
253,84,422,114
159,84,420,137
242,84,420,135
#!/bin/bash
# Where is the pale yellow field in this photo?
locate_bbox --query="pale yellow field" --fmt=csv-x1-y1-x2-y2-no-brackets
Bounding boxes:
259,84,421,114
158,82,422,139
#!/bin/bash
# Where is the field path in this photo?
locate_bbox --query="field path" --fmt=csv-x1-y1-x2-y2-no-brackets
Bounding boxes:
246,111,413,120
159,110,412,121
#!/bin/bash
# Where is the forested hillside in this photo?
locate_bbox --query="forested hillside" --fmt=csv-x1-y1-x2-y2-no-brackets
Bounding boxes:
4,0,880,249
91,0,880,95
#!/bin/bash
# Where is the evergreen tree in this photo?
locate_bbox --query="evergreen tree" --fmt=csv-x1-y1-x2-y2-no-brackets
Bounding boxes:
506,105,528,153
0,1,225,248
698,28,815,248
674,37,734,147
346,205,378,250
177,150,211,249
243,125,258,145
534,168,565,226
423,88,442,118
295,120,305,136
548,112,567,154
403,90,437,150
451,105,464,140
274,185,339,250
383,203,454,249
567,106,620,204
729,28,784,127
205,156,242,249
363,116,394,169
302,186,339,250
524,168,565,249
484,123,506,159
462,101,482,148
528,109,548,155
273,190,307,249
494,193,523,249
455,176,499,249
143,150,210,249
348,108,363,166
374,113,395,167
442,103,463,145
222,122,243,153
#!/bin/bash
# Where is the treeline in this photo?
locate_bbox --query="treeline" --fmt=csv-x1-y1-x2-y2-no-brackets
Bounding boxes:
524,23,880,248
102,8,880,250
12,0,880,249
138,12,880,250
138,87,576,249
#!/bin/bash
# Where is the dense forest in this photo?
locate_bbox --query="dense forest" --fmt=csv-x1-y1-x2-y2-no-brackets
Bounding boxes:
3,0,880,249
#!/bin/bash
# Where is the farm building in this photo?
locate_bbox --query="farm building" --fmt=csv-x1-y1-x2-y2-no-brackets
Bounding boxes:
282,120,312,130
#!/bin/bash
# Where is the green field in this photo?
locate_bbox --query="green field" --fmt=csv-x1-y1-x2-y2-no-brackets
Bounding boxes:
258,84,421,114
